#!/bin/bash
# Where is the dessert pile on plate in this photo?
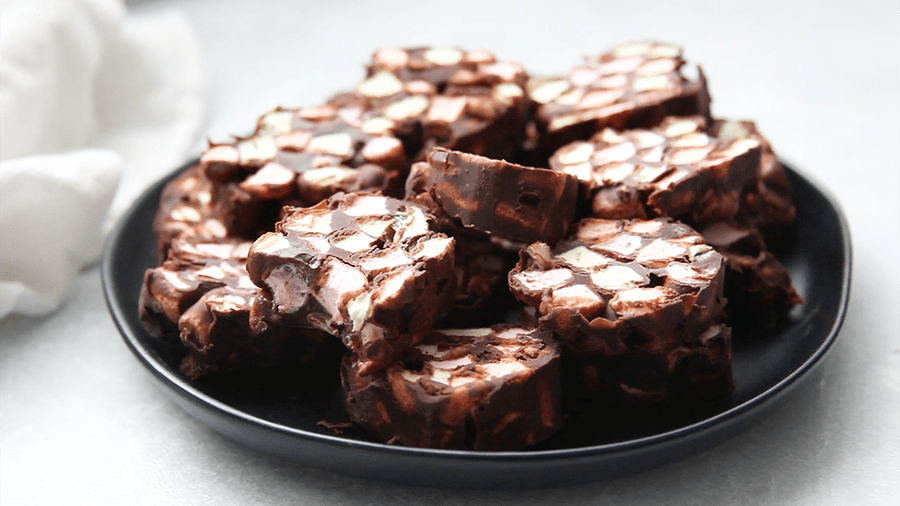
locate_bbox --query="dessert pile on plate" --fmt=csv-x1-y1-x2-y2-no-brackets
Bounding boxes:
139,41,802,451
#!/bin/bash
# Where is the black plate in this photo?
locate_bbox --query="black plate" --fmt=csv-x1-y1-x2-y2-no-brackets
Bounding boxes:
102,161,851,489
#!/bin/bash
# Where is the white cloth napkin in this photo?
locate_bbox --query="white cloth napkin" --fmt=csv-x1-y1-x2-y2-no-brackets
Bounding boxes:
0,0,206,319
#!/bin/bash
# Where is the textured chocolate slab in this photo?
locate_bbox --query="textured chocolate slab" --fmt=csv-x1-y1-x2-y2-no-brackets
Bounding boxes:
344,46,531,162
407,148,579,245
342,325,562,450
246,193,456,375
530,40,710,155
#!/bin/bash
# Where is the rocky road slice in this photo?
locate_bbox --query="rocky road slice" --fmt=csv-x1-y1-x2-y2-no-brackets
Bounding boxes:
198,105,407,202
246,192,456,374
406,147,579,245
531,40,710,155
509,217,726,356
138,237,332,378
341,324,563,450
139,238,254,339
152,165,276,261
700,220,803,329
340,46,531,162
509,217,734,401
178,286,338,379
549,115,762,226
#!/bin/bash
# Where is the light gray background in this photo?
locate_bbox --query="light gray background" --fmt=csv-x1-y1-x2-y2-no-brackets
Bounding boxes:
2,1,898,504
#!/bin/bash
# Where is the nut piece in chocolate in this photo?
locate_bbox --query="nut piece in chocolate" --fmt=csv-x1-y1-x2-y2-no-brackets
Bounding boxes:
341,324,563,450
246,192,456,374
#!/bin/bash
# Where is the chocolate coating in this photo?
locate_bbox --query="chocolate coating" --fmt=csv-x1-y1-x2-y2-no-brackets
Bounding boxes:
341,324,563,450
718,249,803,329
444,230,520,320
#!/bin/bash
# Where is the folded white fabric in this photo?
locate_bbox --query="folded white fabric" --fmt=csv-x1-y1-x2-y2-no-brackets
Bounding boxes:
0,0,206,319
0,150,122,317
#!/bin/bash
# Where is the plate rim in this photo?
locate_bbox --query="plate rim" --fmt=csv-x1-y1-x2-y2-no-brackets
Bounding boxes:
101,158,852,483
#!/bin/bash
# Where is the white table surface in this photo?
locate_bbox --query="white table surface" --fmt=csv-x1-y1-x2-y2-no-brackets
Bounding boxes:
2,1,898,504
